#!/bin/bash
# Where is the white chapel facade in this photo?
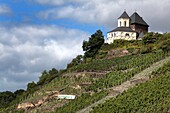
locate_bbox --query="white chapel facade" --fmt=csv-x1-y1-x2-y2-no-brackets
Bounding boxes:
107,11,149,44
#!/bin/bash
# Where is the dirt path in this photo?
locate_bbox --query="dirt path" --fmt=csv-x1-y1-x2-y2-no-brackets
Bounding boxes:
76,56,170,113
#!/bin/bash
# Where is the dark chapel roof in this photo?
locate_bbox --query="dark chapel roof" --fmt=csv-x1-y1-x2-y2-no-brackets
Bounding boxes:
130,12,149,27
108,11,149,33
118,11,130,19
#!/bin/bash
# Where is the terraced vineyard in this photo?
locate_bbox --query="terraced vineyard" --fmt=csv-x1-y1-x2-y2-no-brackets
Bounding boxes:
52,51,169,113
2,51,169,113
91,61,170,113
86,51,167,91
17,52,167,102
68,54,136,72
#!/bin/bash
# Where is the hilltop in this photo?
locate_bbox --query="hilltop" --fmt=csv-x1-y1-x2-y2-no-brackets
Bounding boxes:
0,30,170,113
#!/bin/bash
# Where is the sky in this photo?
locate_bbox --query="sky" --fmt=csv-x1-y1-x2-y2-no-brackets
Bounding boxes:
0,0,170,92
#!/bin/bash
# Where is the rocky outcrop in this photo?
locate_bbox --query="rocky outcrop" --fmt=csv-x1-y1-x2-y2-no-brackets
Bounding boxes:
17,90,59,110
106,49,130,59
72,85,81,89
17,102,35,109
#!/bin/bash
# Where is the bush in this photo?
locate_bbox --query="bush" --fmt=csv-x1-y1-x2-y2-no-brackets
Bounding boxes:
101,43,115,51
159,39,170,52
140,45,153,54
142,32,159,44
95,51,108,59
113,39,129,47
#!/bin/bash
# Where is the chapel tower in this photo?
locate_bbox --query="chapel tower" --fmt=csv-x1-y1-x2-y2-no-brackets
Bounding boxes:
118,11,130,27
107,11,149,44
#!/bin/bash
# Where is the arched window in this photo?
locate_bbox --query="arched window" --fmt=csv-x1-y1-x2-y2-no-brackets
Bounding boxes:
124,21,126,27
125,33,129,36
114,33,116,37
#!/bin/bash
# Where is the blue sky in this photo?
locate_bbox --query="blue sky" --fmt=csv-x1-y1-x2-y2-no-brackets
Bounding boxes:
0,0,170,92
0,0,105,34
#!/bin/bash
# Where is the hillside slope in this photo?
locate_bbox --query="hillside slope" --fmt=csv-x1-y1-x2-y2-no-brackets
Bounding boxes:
77,55,170,113
0,32,170,113
91,60,170,113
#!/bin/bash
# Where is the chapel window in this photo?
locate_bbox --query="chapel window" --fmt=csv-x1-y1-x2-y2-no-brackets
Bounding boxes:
124,21,126,27
125,33,129,36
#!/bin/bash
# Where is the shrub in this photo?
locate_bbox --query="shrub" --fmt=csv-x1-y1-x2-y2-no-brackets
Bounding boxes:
159,39,170,52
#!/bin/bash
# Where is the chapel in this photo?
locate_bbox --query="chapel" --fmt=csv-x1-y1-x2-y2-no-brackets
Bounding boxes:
107,11,149,44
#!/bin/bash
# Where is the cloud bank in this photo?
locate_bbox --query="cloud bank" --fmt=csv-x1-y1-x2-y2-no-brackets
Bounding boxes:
37,0,170,32
0,25,89,91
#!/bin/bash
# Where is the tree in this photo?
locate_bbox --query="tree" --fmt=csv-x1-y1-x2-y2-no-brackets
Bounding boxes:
49,68,58,76
14,89,25,96
27,81,36,90
82,30,104,58
37,69,59,86
67,55,83,68
0,91,16,108
37,70,49,85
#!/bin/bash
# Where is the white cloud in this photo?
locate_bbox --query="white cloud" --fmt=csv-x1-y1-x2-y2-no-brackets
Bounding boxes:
37,0,170,32
0,4,11,15
0,25,89,91
38,0,117,26
33,0,87,6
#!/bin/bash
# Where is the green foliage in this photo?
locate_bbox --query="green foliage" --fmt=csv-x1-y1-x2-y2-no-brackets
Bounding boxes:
14,89,25,96
86,52,167,91
0,90,24,108
95,50,108,59
83,30,104,58
152,61,170,76
159,39,170,52
140,45,153,54
68,51,166,73
101,32,169,55
54,51,168,113
37,68,59,85
91,62,170,113
54,91,107,113
100,43,114,51
67,55,83,68
103,40,142,50
49,68,58,76
113,39,129,47
157,32,169,42
3,32,170,113
27,81,36,90
68,55,135,72
37,70,49,85
142,32,160,44
0,91,16,108
127,47,135,53
140,32,170,53
58,69,67,74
